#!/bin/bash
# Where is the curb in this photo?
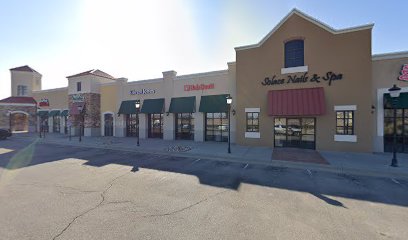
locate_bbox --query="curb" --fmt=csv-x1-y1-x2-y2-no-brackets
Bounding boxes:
12,136,408,180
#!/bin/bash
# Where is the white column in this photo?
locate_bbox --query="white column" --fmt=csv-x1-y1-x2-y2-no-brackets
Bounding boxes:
163,113,175,140
194,112,204,142
139,114,148,139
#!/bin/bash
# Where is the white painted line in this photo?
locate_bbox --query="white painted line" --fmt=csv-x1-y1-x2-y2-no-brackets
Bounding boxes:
192,159,201,164
243,164,249,169
306,169,313,177
391,178,400,185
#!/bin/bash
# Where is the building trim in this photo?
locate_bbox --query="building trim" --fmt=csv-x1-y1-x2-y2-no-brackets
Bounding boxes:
8,110,29,116
334,134,357,142
127,78,163,85
281,66,308,74
176,69,228,80
245,107,260,113
372,51,408,61
33,87,67,93
245,132,260,139
235,8,374,51
334,105,357,111
0,103,36,107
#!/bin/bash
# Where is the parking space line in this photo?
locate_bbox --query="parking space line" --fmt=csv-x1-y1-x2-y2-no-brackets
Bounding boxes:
191,159,201,164
391,178,400,185
306,169,313,177
243,164,249,169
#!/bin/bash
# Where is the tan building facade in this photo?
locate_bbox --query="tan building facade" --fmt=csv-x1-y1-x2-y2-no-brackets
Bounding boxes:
1,9,407,153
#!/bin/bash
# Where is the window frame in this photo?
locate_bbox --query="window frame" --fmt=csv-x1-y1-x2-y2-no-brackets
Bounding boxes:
284,39,304,68
336,110,354,135
77,82,82,92
246,112,260,132
17,85,28,96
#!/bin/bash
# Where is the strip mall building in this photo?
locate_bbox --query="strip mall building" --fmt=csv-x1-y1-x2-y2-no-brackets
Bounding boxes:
1,9,408,153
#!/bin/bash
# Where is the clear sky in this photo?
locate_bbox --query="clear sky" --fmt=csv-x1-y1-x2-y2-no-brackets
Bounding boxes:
0,0,407,99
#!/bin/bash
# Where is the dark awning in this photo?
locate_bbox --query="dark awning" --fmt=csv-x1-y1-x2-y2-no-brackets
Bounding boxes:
118,100,139,115
60,110,69,117
69,102,85,115
384,93,408,109
268,87,326,116
49,110,60,117
199,94,229,113
168,96,196,113
38,111,49,117
141,98,164,114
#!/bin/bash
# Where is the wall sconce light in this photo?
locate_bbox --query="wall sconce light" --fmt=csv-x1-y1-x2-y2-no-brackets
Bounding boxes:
232,109,236,116
371,105,376,114
166,112,170,116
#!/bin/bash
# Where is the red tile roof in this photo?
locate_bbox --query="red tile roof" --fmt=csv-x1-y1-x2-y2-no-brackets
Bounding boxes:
67,69,115,80
10,65,40,74
268,87,326,116
0,97,37,104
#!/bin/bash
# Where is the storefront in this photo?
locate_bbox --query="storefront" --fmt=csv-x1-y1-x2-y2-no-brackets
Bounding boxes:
2,9,407,153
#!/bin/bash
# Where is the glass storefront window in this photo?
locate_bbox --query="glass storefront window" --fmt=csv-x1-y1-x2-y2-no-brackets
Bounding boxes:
205,112,228,142
384,108,408,153
176,113,194,140
53,116,60,133
126,114,137,137
274,117,315,149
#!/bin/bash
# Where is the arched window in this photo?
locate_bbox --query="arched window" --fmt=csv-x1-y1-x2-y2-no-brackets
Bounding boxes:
284,39,304,68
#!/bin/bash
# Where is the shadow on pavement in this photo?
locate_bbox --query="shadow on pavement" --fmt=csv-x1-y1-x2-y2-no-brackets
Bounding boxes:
1,140,407,208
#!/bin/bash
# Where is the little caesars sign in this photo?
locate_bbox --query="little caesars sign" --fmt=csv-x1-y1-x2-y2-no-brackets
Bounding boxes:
261,71,343,86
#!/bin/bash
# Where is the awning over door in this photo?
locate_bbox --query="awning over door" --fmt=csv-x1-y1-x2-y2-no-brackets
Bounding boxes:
199,94,229,113
168,96,196,113
118,100,139,115
49,110,60,117
69,102,85,115
268,87,326,116
60,110,69,117
141,98,164,114
384,93,408,108
38,111,49,117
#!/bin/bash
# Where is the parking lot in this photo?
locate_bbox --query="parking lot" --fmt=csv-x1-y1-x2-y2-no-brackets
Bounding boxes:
0,139,408,240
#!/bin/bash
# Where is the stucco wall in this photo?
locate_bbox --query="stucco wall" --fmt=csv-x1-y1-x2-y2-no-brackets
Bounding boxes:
33,88,69,111
236,14,373,152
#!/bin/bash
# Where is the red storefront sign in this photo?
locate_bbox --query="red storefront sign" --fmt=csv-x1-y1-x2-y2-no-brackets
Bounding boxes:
38,99,49,107
184,83,214,91
399,64,408,81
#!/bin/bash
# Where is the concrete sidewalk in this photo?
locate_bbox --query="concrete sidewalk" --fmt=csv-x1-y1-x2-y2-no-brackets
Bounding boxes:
7,132,408,179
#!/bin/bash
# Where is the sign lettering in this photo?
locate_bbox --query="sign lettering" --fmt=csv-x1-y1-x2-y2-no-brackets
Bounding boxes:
261,71,343,86
38,98,49,107
399,64,408,81
184,83,215,91
72,94,85,103
130,89,156,95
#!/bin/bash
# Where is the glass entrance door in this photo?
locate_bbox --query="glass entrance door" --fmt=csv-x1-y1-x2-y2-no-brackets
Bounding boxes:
148,113,163,138
274,117,316,149
104,113,114,136
175,113,194,140
126,114,137,137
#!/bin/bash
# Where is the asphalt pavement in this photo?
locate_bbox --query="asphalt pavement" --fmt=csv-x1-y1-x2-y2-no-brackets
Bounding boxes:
0,139,407,240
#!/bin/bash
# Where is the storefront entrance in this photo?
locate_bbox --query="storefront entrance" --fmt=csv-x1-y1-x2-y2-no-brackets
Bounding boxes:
148,113,163,138
383,108,408,153
205,112,228,142
126,114,137,137
274,117,316,149
175,113,194,140
11,113,28,132
52,116,60,133
104,113,114,136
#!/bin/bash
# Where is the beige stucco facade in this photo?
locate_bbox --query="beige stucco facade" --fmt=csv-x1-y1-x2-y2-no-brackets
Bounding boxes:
2,9,408,153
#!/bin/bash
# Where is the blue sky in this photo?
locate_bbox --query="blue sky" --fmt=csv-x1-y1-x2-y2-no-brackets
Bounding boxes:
0,0,407,99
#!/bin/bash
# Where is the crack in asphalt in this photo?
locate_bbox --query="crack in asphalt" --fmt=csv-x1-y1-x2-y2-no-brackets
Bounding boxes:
52,172,129,240
140,189,229,218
